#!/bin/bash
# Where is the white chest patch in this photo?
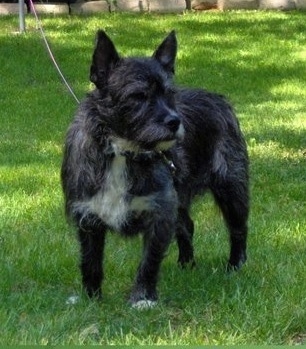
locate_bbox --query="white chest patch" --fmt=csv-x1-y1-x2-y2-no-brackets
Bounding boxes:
89,155,129,230
74,154,154,231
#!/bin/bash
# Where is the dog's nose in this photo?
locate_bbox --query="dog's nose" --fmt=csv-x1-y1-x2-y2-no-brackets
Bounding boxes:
164,114,180,132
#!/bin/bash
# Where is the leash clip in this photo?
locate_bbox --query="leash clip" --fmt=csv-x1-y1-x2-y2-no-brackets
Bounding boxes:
160,152,176,175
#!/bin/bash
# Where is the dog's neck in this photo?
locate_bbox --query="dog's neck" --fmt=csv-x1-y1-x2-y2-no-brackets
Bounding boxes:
108,136,176,173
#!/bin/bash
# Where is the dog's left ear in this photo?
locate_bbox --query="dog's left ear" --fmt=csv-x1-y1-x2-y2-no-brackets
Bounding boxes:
153,30,177,75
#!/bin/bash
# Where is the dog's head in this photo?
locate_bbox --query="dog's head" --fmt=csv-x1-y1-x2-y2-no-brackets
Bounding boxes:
90,30,184,152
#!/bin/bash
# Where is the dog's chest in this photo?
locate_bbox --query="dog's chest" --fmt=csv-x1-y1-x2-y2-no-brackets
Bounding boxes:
86,155,153,230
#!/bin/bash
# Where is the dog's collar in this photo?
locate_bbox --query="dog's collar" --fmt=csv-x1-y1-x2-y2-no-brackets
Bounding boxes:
120,149,176,175
120,149,157,160
106,138,176,174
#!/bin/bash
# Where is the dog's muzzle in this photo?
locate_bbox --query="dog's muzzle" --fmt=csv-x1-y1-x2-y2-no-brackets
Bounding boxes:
164,114,181,133
164,114,184,140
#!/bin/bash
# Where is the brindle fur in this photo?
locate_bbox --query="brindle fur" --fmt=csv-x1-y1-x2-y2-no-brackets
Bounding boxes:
61,30,249,307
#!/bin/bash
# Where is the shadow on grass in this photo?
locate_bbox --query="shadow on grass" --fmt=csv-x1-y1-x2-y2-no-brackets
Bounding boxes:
247,125,306,151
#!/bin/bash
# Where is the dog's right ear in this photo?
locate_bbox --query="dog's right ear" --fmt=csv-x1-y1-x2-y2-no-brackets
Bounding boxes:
153,30,177,76
90,30,120,89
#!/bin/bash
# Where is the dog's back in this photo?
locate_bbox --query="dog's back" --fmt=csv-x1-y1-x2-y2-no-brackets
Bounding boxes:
175,88,248,189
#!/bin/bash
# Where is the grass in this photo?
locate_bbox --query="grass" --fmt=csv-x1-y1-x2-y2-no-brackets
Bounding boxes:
0,10,305,345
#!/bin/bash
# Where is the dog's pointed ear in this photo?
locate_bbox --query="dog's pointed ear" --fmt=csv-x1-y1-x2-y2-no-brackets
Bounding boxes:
90,30,120,89
153,30,177,75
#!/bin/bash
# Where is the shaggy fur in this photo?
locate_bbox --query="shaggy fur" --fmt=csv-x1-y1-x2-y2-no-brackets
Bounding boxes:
61,30,249,307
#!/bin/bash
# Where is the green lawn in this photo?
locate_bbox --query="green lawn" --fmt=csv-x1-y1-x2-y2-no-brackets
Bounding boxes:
0,10,305,345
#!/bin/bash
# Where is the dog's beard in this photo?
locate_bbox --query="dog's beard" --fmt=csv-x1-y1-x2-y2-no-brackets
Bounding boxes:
110,137,140,155
133,122,185,151
155,123,185,150
111,136,174,154
109,114,185,153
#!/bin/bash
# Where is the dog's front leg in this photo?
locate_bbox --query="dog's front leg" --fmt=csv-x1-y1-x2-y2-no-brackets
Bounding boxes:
130,220,174,308
77,220,107,299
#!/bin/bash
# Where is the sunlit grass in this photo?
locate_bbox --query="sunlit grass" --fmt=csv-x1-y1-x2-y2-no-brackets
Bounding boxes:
0,10,305,345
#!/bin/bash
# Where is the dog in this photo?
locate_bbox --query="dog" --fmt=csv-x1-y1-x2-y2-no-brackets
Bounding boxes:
61,30,249,308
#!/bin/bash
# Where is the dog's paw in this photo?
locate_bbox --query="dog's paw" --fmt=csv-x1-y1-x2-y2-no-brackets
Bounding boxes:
227,254,247,272
131,299,157,310
129,286,158,310
178,257,196,269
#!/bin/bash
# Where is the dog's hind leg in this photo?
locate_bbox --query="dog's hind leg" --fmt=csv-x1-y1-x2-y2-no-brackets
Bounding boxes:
77,216,107,298
176,207,195,268
211,180,249,271
130,220,174,308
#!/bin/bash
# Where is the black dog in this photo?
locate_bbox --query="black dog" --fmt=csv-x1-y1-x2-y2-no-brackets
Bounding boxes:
61,30,249,308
